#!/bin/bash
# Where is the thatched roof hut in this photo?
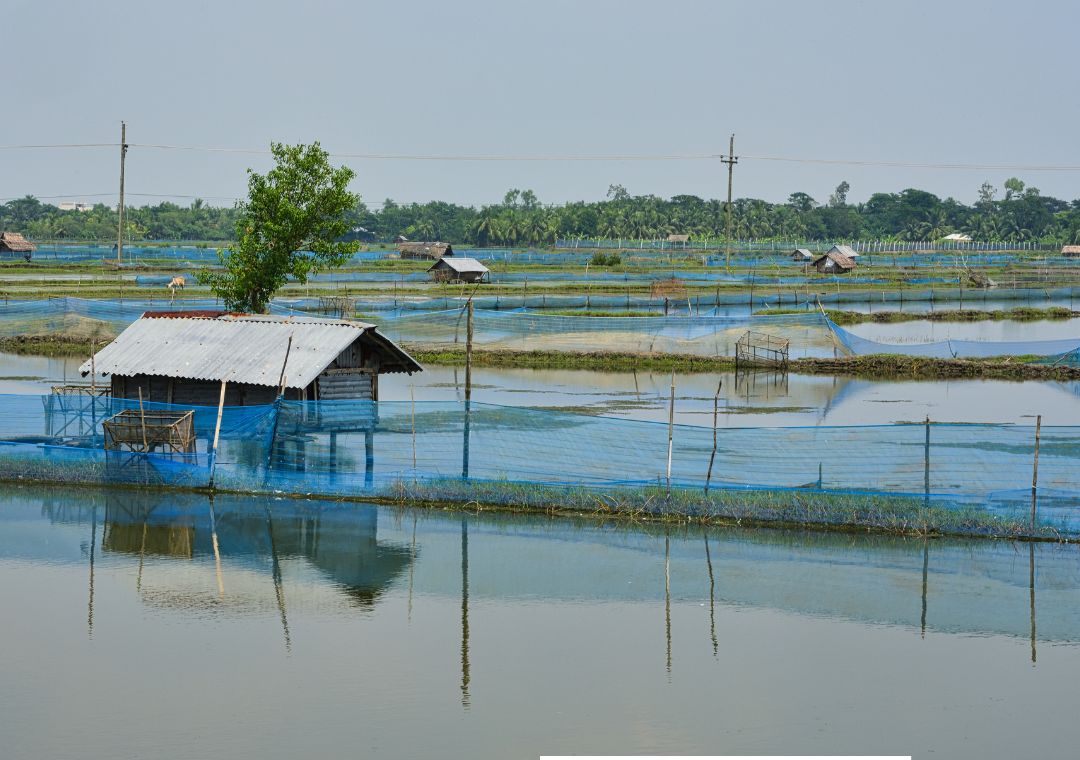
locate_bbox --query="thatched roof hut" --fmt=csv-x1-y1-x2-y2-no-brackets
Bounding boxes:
791,248,814,261
399,242,453,260
0,232,36,254
1062,245,1080,257
813,250,857,273
666,234,690,244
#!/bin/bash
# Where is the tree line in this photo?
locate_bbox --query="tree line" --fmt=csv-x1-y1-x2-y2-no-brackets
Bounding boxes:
4,179,1080,245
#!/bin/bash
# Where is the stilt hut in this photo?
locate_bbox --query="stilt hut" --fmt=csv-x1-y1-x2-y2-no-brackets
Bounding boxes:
0,231,36,259
812,249,857,274
79,311,422,406
427,256,489,284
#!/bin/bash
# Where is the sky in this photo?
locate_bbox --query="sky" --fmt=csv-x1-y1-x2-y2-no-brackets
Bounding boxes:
4,0,1079,209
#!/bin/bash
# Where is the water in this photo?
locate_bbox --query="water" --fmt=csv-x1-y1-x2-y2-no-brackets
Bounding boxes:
1,485,1077,758
4,352,1079,426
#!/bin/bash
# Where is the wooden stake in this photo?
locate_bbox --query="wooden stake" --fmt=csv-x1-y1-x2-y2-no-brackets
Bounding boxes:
464,300,474,402
924,415,931,506
137,386,148,452
704,380,721,493
1031,414,1042,528
117,121,127,264
666,371,675,489
411,385,417,471
208,380,227,489
276,335,293,397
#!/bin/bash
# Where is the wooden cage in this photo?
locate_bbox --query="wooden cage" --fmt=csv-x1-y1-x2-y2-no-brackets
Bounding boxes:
102,409,196,454
735,331,790,369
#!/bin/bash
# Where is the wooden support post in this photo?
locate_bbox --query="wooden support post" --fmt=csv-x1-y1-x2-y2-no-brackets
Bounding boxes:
410,385,417,471
208,380,227,489
924,415,931,507
465,301,473,402
117,121,127,264
704,380,721,494
666,371,675,491
137,387,148,452
1031,414,1042,528
365,429,374,487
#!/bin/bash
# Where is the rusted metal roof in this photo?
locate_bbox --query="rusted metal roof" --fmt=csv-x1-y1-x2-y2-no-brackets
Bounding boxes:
79,312,421,387
829,244,860,258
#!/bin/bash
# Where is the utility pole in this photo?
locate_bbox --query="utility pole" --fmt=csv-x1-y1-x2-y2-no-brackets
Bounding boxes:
721,133,737,270
117,121,128,264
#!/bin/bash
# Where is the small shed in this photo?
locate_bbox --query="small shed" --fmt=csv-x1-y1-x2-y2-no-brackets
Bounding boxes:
813,250,857,274
942,232,972,243
828,244,860,259
79,311,422,406
666,234,690,245
399,242,453,260
427,257,489,284
1062,245,1080,258
0,231,36,258
791,248,814,261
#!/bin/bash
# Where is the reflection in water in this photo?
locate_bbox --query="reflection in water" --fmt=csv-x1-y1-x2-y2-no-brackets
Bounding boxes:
460,517,471,709
5,485,1080,758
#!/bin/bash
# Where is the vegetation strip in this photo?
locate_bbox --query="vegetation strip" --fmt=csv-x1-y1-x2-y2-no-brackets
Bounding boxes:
5,334,1078,379
0,475,1070,543
757,306,1078,325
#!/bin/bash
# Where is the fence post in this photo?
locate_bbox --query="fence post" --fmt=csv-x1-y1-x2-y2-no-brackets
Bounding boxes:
1031,414,1042,528
666,372,675,492
704,380,721,494
924,416,931,507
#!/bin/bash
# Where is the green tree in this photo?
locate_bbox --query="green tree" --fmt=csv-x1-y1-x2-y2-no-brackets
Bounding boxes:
198,142,358,312
828,181,850,207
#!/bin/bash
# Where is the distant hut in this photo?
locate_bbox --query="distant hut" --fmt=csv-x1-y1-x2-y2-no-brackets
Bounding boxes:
399,242,453,260
813,249,857,274
1062,245,1080,258
427,256,489,284
80,311,422,406
941,232,972,243
0,231,36,259
791,248,814,261
827,244,860,259
394,234,409,243
666,233,690,247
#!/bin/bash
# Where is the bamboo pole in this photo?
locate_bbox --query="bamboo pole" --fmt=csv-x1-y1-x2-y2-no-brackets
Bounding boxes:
208,380,227,489
704,380,721,493
138,386,148,452
1031,414,1042,528
666,371,675,490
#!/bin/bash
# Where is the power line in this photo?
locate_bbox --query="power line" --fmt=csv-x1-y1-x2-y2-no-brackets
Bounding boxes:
4,140,1080,171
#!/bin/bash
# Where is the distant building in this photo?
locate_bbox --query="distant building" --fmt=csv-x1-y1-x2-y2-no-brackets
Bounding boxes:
828,244,860,259
399,242,453,260
0,231,36,259
941,232,972,243
791,248,814,261
80,312,422,406
427,257,490,284
813,250,857,274
339,226,375,243
666,234,690,245
57,201,93,212
1062,245,1080,258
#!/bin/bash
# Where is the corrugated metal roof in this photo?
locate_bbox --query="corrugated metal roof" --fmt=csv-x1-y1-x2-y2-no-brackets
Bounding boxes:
829,244,860,258
78,313,395,388
430,256,489,273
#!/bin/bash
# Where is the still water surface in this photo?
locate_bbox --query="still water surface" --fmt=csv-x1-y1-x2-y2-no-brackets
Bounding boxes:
1,486,1079,758
3,351,1078,426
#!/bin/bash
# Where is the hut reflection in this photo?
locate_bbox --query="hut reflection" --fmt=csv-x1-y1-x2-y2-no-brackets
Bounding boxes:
64,492,415,619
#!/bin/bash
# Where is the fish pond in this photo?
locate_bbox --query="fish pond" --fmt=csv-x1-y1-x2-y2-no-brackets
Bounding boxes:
1,486,1078,759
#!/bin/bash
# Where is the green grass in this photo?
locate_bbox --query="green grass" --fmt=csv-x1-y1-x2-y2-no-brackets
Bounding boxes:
756,306,1077,325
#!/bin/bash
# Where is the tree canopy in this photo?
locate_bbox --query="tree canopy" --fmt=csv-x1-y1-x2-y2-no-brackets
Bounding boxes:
5,177,1080,247
197,142,358,312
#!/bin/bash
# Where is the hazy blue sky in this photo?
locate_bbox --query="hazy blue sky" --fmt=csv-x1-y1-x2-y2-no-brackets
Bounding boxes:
4,0,1079,208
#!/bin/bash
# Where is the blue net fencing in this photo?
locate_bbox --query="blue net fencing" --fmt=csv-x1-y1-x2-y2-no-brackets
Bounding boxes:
824,316,1080,360
0,393,1076,537
3,297,1080,359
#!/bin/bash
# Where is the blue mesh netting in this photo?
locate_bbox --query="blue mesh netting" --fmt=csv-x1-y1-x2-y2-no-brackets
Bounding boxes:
825,316,1080,359
0,393,1077,536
